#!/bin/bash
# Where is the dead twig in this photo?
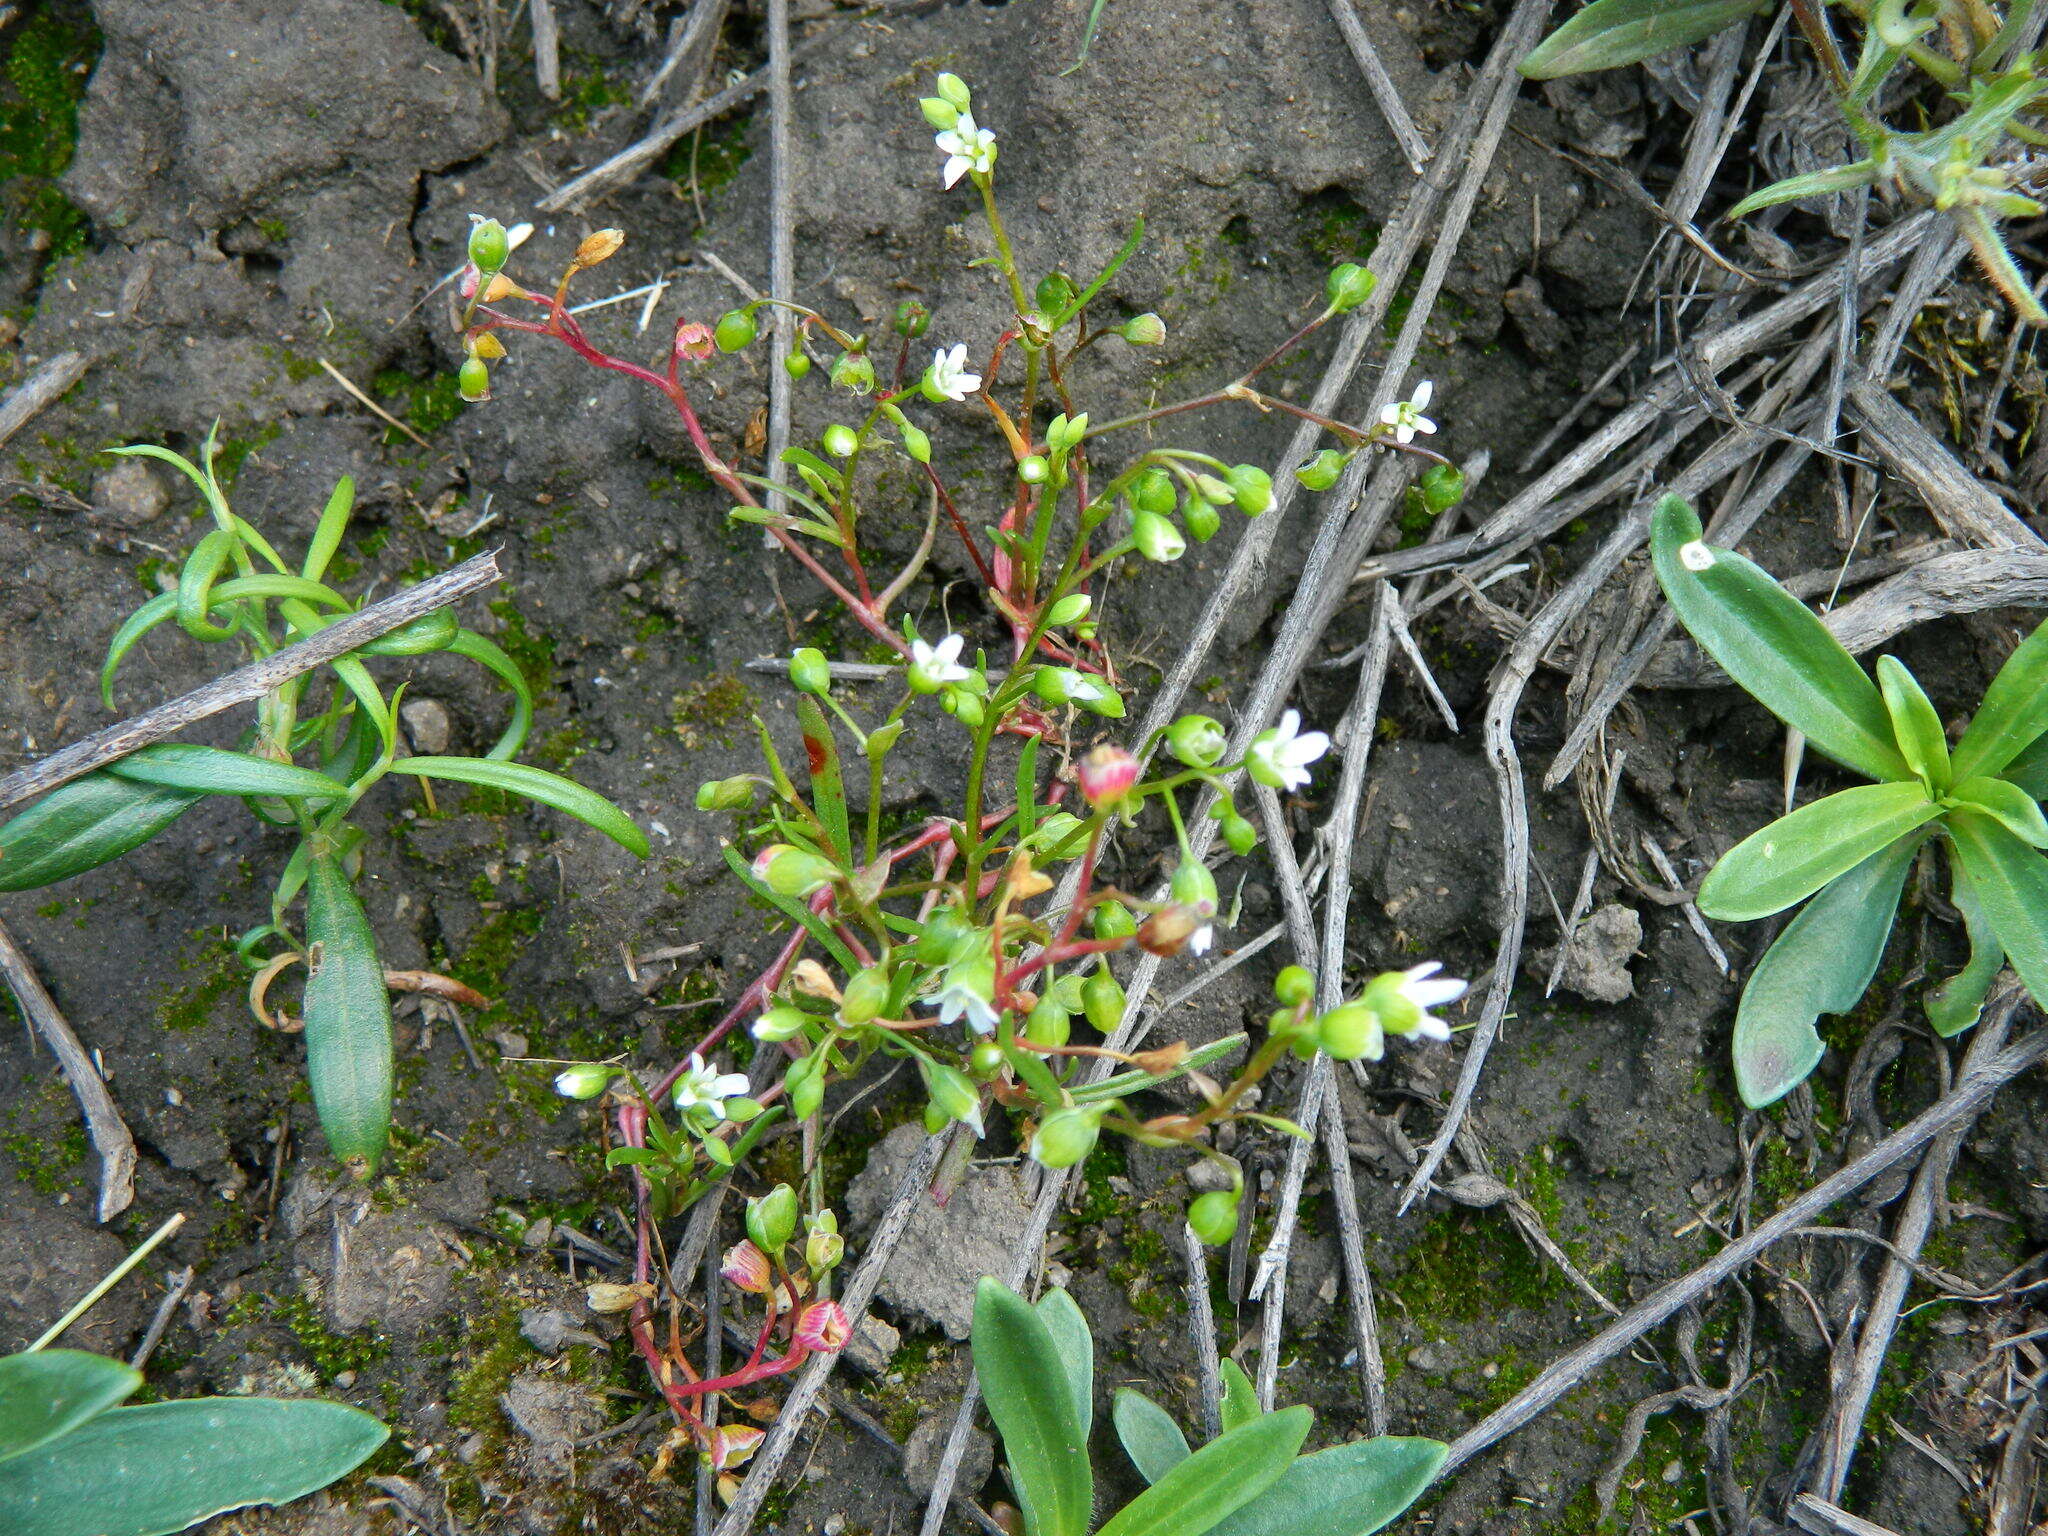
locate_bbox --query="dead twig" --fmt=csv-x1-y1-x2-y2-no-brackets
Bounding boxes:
0,352,87,451
1182,1220,1224,1443
1321,0,1430,174
1845,374,2044,549
530,0,561,101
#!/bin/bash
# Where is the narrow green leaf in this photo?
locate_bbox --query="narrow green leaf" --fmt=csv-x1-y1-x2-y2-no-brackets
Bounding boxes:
796,697,852,865
105,744,349,802
1016,734,1041,844
1095,1405,1311,1536
1034,1287,1094,1438
2003,730,2048,798
1054,217,1144,330
1876,656,1950,793
720,844,859,975
0,776,199,892
972,1278,1093,1536
1520,0,1768,79
175,527,243,642
1219,1359,1260,1434
1928,852,2002,1038
1726,160,1886,220
1069,1035,1247,1104
1954,615,2048,781
1650,497,1911,784
396,757,649,856
304,853,393,1173
1113,1389,1192,1485
1949,811,2048,1010
0,1396,387,1536
357,609,458,657
0,1351,139,1465
1731,835,1920,1109
100,594,177,708
328,654,396,759
447,630,533,761
1949,775,2048,847
301,476,355,584
1699,782,1939,922
1204,1436,1448,1536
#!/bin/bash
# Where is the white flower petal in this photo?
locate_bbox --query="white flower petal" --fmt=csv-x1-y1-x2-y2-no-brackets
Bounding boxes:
1406,979,1466,1008
1411,380,1433,410
1411,1013,1452,1041
942,155,969,189
1380,403,1403,427
1411,415,1437,436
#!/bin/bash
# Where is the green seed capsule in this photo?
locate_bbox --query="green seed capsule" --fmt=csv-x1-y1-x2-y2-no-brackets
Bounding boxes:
457,357,490,402
747,1184,799,1255
1082,967,1125,1031
715,308,758,351
467,217,509,273
1274,965,1315,1007
785,352,813,380
1184,499,1221,543
1130,466,1177,515
1187,1189,1240,1246
1325,262,1377,313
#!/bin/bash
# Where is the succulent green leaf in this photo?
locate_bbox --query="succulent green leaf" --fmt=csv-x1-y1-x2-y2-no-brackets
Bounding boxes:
1204,1436,1449,1536
1094,1405,1311,1536
1948,810,2048,1011
1033,1287,1094,1439
972,1278,1093,1536
446,630,533,761
1726,160,1887,220
100,594,177,708
174,528,244,643
1650,497,1911,783
301,476,356,584
1928,853,2002,1038
1952,615,2048,781
1219,1358,1261,1434
1113,1389,1191,1484
1875,656,1950,792
1731,833,1921,1109
0,1351,139,1465
1699,782,1938,922
105,745,350,802
796,697,851,865
0,1396,387,1536
395,757,648,855
2002,730,2048,799
303,853,393,1173
1949,775,2048,847
0,776,200,892
1520,0,1769,79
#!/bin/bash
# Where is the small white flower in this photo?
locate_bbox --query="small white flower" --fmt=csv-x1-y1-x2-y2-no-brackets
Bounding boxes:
673,1053,750,1119
1247,709,1331,793
935,112,997,188
909,633,973,692
1388,962,1465,1040
928,343,983,402
1380,380,1438,445
930,959,1000,1035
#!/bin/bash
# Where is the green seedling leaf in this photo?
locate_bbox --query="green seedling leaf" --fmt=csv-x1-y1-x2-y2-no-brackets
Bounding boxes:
721,843,860,975
0,1396,387,1536
1699,782,1938,922
1726,160,1886,220
999,1034,1066,1105
175,527,245,642
1032,1288,1094,1439
0,1351,139,1464
447,630,533,761
357,609,458,657
1094,1404,1311,1536
0,775,200,892
328,654,396,760
1876,656,1949,793
1113,1389,1191,1485
301,475,355,584
1929,855,2002,1038
102,577,353,708
1069,1034,1247,1104
1732,834,1920,1109
1520,0,1768,80
1204,1435,1449,1536
796,697,852,865
1949,775,2048,847
304,853,393,1173
1015,734,1040,844
105,744,350,802
972,1278,1093,1536
1219,1359,1261,1434
396,757,649,855
1650,497,1910,784
1953,615,2048,781
2002,730,2048,798
1949,810,2048,1010
1053,217,1144,330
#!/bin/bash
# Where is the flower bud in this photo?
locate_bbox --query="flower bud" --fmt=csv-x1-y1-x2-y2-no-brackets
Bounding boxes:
714,308,758,351
1026,995,1071,1047
467,216,510,273
1274,965,1315,1007
920,96,960,130
915,906,974,965
721,1240,772,1293
709,1424,765,1471
1187,1189,1240,1246
822,423,860,459
919,1057,985,1137
1132,510,1185,563
839,965,890,1025
1046,593,1091,627
1018,454,1050,485
1118,312,1166,346
1036,272,1078,315
784,351,812,379
1418,461,1466,516
585,1280,655,1314
1317,1001,1384,1062
789,647,832,696
785,1051,826,1120
944,688,986,729
574,228,625,269
1170,859,1218,916
894,298,931,338
831,351,875,395
1076,743,1140,809
1082,966,1125,1030
1193,473,1233,505
1030,1105,1104,1169
457,356,490,403
1184,499,1221,543
968,1039,1005,1078
936,72,973,111
553,1063,615,1099
805,1208,843,1273
794,1299,852,1352
1166,714,1226,768
1221,812,1258,856
1137,905,1198,957
1294,448,1349,491
1325,262,1377,313
1130,466,1177,515
752,1006,809,1042
752,843,838,898
899,421,931,463
1091,899,1137,941
1226,465,1274,516
747,1183,800,1256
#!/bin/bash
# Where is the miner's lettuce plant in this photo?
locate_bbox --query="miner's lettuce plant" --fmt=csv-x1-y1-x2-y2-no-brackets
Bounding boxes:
972,1278,1445,1536
1653,494,2048,1106
0,437,647,1171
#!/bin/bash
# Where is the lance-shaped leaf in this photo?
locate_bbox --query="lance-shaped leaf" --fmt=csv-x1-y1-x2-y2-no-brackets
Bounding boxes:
1949,775,2048,847
396,757,649,855
0,775,200,892
1204,1436,1449,1536
301,475,356,584
447,630,533,761
2002,730,2048,799
972,1278,1093,1536
1949,810,2048,1010
1699,781,1938,922
1094,1405,1311,1536
304,853,393,1173
1730,833,1921,1109
1651,498,1911,784
1034,1287,1094,1439
1069,1035,1247,1104
0,1396,387,1536
1928,853,2002,1039
0,1351,139,1465
1953,615,2048,781
105,744,350,802
1219,1358,1261,1435
796,697,852,865
1726,160,1887,220
1521,0,1770,80
1113,1389,1191,1485
1876,656,1949,793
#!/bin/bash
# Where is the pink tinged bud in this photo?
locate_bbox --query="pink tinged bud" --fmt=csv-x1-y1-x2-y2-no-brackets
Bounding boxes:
721,1240,772,1294
709,1424,765,1471
675,320,717,361
458,263,480,298
1077,744,1140,809
794,1299,852,1353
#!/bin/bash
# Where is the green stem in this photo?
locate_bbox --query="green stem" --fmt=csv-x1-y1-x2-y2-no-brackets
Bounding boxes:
30,1212,186,1350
